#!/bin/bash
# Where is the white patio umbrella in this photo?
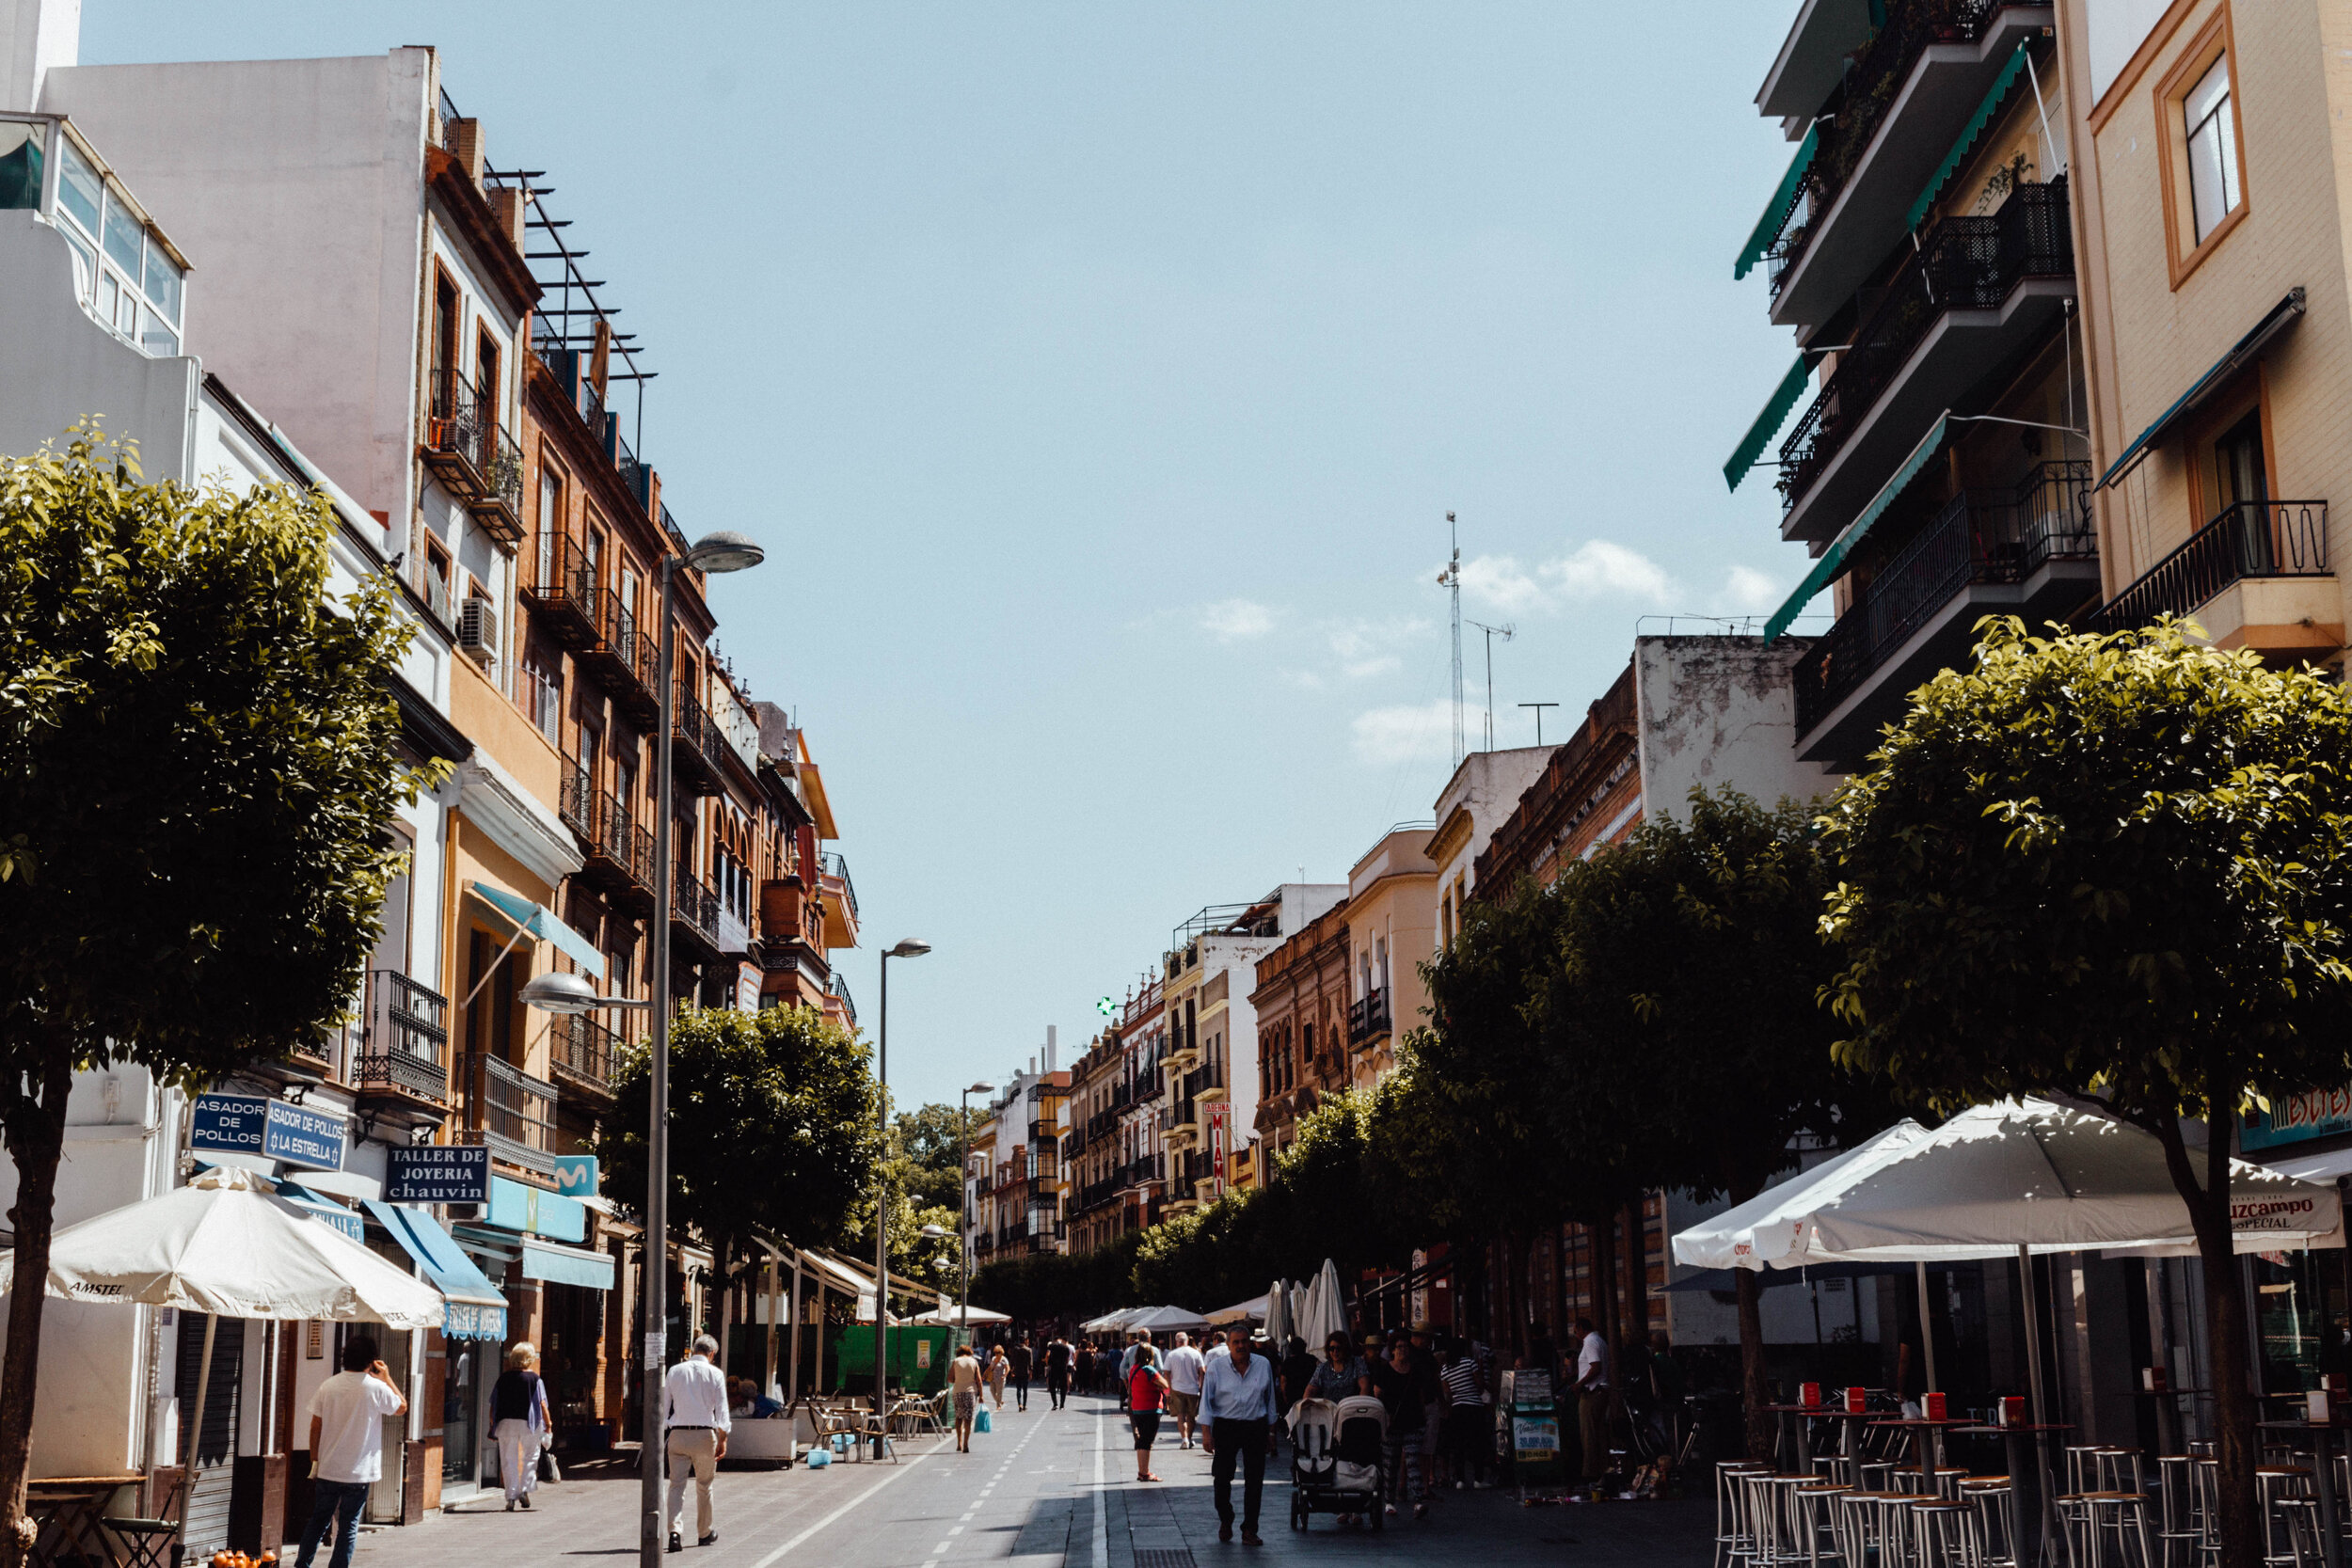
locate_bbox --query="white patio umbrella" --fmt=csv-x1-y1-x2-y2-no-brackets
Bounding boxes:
910,1302,1009,1324
1204,1294,1265,1326
1670,1120,1933,1271
0,1164,442,1553
1083,1307,1144,1335
1124,1305,1213,1334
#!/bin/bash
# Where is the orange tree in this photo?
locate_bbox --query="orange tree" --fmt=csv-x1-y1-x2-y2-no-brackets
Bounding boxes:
1819,618,2352,1568
0,431,429,1563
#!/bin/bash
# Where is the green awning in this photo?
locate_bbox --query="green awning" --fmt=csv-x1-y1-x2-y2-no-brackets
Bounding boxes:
1734,125,1820,282
2097,288,2306,491
1764,413,1952,642
1724,356,1814,492
1904,42,2031,231
469,879,606,978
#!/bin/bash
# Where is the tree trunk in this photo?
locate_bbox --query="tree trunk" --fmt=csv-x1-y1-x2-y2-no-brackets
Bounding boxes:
2149,1102,2258,1568
1590,1216,1619,1373
0,1053,74,1568
1621,1199,1649,1360
1737,1268,1771,1465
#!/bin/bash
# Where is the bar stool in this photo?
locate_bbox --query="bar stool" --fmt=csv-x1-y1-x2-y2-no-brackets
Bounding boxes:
2268,1497,2323,1568
2097,1449,2148,1496
2153,1456,2201,1568
1926,1466,1970,1500
2257,1466,2315,1568
1789,1482,1851,1568
2081,1493,2158,1568
1829,1491,1886,1568
1912,1498,1979,1568
2191,1457,2222,1568
1719,1461,1772,1568
1740,1470,1802,1567
1958,1477,2019,1568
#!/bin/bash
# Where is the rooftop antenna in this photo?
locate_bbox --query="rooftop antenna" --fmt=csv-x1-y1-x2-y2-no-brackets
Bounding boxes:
1438,513,1465,768
1519,702,1561,746
1468,620,1515,751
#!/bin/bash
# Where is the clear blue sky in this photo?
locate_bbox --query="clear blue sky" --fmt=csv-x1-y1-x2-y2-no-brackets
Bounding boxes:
85,1,1815,1109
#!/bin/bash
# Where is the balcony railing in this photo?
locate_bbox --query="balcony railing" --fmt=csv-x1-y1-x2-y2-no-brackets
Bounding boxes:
1779,179,2073,513
561,758,658,906
1184,1061,1225,1097
549,1012,618,1092
352,969,451,1105
1795,461,2097,732
820,851,858,923
2085,501,2331,638
519,532,601,648
829,970,857,1026
671,688,729,794
671,864,723,955
1763,0,2023,297
422,378,524,535
462,1053,558,1172
1347,990,1392,1045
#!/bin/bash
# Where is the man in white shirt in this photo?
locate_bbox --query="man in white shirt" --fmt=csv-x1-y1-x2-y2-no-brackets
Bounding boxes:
1573,1317,1612,1481
1162,1332,1207,1449
295,1335,407,1568
1199,1328,1279,1544
664,1336,731,1552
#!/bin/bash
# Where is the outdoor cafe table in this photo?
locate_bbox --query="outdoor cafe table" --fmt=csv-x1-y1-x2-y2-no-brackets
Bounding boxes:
1758,1403,1836,1473
1867,1418,1968,1487
26,1475,142,1568
2259,1419,2352,1568
1949,1423,2072,1568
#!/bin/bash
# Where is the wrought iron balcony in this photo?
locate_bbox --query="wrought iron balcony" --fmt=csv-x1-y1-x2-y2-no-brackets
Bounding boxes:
670,687,727,798
2085,501,2331,637
1347,990,1392,1045
352,969,451,1108
1795,462,2098,739
518,532,601,650
460,1053,558,1173
828,970,857,1026
421,378,524,542
670,863,725,961
1780,180,2073,534
549,1012,619,1096
820,851,858,924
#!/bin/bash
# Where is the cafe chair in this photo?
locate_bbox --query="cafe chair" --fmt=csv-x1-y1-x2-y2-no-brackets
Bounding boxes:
102,1474,185,1568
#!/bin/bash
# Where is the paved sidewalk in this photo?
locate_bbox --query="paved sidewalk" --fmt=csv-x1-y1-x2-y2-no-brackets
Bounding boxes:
331,1396,1710,1568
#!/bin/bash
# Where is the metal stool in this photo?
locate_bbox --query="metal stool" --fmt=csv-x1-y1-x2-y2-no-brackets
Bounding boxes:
1958,1477,2020,1568
2097,1449,2148,1496
1911,1498,1979,1568
1719,1461,1772,1568
1789,1482,1851,1568
2080,1493,2158,1568
2257,1466,2315,1568
2153,1457,2201,1568
1741,1471,1806,1568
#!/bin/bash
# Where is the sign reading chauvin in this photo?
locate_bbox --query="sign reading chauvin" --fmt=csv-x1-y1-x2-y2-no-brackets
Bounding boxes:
2241,1085,2352,1152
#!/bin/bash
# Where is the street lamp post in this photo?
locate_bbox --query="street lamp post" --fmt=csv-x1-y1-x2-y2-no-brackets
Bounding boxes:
635,531,763,1568
873,938,930,1455
958,1080,995,1347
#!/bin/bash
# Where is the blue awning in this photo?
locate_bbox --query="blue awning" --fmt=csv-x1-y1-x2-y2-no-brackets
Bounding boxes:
469,880,604,979
1724,356,1814,492
1735,125,1820,282
363,1199,510,1340
1904,41,2032,231
521,1240,616,1291
278,1180,365,1245
2096,289,2307,491
1765,413,1952,641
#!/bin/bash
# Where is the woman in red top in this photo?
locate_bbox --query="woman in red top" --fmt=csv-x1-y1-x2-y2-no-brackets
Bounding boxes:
1129,1344,1171,1481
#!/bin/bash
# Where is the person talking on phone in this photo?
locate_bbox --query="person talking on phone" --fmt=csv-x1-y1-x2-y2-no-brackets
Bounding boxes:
295,1336,408,1568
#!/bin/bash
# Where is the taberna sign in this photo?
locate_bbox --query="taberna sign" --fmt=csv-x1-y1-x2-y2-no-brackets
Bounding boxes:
263,1100,347,1171
385,1145,491,1205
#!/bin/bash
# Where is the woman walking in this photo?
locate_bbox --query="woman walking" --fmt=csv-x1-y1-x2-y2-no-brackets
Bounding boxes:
491,1342,553,1511
987,1343,1011,1411
1373,1338,1427,1519
1128,1344,1170,1481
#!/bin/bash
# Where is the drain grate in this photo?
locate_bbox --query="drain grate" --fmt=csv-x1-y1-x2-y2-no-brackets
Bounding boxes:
1136,1552,1199,1568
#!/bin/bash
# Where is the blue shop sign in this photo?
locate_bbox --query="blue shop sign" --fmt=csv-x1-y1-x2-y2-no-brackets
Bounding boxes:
552,1154,599,1200
488,1174,588,1243
190,1093,270,1154
385,1145,491,1204
2242,1086,2352,1151
263,1100,347,1170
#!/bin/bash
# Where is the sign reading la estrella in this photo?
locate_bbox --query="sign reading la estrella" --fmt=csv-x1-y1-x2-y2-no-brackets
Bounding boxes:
2242,1085,2352,1151
385,1145,491,1204
191,1094,347,1170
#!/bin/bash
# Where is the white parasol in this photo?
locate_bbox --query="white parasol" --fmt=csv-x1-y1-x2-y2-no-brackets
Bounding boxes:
1669,1120,1932,1271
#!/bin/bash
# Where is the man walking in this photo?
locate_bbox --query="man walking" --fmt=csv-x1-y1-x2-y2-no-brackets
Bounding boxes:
664,1335,730,1552
1009,1335,1034,1412
1572,1316,1611,1484
1163,1331,1206,1449
294,1336,406,1568
1200,1326,1279,1545
1046,1333,1073,1409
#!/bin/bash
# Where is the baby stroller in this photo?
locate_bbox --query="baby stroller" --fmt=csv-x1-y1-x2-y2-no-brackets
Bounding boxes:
1288,1396,1389,1531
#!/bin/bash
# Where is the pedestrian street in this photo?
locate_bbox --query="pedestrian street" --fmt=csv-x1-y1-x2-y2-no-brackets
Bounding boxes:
342,1396,1712,1568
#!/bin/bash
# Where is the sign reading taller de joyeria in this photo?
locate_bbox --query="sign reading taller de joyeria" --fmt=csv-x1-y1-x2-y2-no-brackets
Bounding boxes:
386,1145,491,1204
191,1093,348,1171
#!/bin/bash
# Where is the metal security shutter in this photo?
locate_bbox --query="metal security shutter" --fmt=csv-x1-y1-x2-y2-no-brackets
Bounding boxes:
176,1313,245,1558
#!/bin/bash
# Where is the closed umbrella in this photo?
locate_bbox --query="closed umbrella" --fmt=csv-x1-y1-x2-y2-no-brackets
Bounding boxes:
1297,1259,1347,1347
1263,1281,1291,1346
0,1164,442,1555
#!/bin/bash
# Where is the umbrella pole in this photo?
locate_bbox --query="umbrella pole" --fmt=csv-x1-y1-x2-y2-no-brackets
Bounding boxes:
1915,1260,1940,1393
2017,1245,2061,1568
176,1313,218,1560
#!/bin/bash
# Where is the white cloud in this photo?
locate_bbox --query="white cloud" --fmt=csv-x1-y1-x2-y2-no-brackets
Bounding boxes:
1351,699,1457,765
1198,598,1275,643
1722,564,1784,613
1321,616,1429,679
1456,541,1677,615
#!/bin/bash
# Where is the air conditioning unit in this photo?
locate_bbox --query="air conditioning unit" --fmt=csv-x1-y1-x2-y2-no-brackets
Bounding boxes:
456,598,499,666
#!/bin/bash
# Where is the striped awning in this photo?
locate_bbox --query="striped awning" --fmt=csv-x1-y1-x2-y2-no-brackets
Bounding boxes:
1724,356,1814,492
1734,125,1820,282
1764,414,1952,642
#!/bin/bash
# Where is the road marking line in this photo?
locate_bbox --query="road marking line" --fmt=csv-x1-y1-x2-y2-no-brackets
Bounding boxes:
741,1439,944,1568
1090,1407,1107,1568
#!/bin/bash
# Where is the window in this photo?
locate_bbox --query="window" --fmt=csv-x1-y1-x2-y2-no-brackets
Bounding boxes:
536,467,562,590
518,641,561,741
0,120,40,209
2184,55,2240,243
43,131,181,356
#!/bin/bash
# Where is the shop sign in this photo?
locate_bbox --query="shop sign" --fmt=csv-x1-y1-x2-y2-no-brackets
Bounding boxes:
263,1100,347,1170
190,1093,270,1154
385,1145,490,1204
553,1154,599,1199
445,1301,507,1339
2242,1085,2352,1151
1511,1415,1560,1465
488,1173,588,1243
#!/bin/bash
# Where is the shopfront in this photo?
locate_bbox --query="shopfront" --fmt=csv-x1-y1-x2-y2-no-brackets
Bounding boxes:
2243,1088,2352,1402
457,1174,614,1477
369,1147,509,1510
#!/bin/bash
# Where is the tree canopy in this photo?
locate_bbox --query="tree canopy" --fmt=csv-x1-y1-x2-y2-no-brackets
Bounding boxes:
0,431,433,1562
1820,616,2352,1567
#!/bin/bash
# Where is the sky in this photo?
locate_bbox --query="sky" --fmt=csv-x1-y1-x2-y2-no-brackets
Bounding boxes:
83,1,1819,1109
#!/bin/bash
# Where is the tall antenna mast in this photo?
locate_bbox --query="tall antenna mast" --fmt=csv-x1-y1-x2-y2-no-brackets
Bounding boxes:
1468,620,1515,751
1438,512,1465,768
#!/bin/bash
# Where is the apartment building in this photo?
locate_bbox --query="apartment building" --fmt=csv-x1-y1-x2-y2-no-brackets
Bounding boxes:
1247,902,1350,1160
1061,1031,1125,1258
1115,978,1172,1235
1734,2,2091,771
1335,829,1437,1090
1428,747,1554,950
977,1048,1071,1259
1477,663,1641,891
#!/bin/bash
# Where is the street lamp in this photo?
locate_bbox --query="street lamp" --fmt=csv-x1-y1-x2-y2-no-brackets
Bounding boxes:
640,531,762,1568
873,938,930,1453
517,971,655,1015
957,1080,995,1346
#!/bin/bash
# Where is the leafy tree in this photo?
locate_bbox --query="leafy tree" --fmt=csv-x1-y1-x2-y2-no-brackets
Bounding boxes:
888,1101,977,1217
600,1004,882,1309
0,432,431,1561
1534,788,1882,1459
1820,619,2352,1568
